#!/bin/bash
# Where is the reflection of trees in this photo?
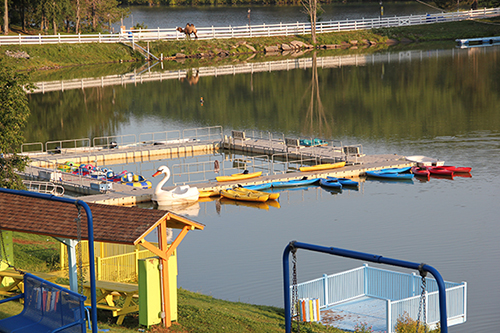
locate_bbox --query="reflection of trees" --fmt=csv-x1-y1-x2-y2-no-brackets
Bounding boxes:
302,52,332,138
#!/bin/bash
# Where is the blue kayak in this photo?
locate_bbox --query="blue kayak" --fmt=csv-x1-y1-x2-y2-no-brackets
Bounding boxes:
319,178,343,189
271,177,320,188
327,176,359,187
242,183,272,191
377,167,412,174
366,170,414,179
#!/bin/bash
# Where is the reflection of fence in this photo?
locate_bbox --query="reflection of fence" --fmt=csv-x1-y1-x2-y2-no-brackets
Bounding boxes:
60,241,159,282
1,8,499,46
295,264,467,332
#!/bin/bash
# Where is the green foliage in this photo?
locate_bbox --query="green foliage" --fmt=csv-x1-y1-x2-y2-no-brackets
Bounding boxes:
354,322,374,332
10,232,61,272
0,60,33,190
395,313,440,333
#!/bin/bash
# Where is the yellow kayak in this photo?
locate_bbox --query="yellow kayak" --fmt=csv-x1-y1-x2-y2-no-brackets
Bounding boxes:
216,171,262,182
219,198,269,210
300,161,346,172
232,187,280,200
220,189,269,202
198,190,220,198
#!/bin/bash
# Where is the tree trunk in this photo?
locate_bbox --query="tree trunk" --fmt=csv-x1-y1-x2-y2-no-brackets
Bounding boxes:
76,0,80,34
3,0,8,35
311,0,317,44
53,18,57,35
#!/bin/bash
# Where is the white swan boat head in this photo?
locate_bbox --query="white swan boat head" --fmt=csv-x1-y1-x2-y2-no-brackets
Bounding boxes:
152,166,199,205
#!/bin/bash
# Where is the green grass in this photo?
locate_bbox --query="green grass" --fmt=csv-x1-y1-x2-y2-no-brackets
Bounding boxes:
2,16,499,74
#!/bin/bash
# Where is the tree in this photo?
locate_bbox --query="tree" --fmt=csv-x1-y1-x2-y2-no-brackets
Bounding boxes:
0,60,33,190
301,0,322,44
3,0,8,34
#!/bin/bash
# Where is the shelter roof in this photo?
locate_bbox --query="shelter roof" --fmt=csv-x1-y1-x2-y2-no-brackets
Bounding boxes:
0,191,204,245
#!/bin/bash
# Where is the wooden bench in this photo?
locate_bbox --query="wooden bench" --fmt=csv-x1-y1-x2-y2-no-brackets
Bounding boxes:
343,145,365,164
285,138,302,152
83,280,138,325
0,272,86,333
231,130,247,141
0,269,58,297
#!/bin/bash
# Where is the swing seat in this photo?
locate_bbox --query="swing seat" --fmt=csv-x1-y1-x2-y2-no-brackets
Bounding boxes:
0,273,86,333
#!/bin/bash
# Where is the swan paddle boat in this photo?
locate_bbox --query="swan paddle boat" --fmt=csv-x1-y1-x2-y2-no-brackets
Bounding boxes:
152,166,199,205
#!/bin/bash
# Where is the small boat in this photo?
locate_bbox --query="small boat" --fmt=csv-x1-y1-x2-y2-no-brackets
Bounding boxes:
427,167,454,177
152,166,199,205
411,166,430,179
441,166,472,173
243,183,272,191
198,190,220,198
219,197,269,210
377,167,412,174
271,177,320,188
327,176,359,187
299,138,328,147
233,186,280,200
405,155,445,167
319,178,343,189
121,173,152,189
366,170,414,180
216,171,262,182
299,162,346,172
220,189,269,202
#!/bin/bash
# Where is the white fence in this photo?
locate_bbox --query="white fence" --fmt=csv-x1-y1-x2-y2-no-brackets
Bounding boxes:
1,8,498,46
295,264,467,332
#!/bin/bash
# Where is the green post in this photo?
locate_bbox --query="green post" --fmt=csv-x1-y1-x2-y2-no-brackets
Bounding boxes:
0,230,14,267
138,257,163,327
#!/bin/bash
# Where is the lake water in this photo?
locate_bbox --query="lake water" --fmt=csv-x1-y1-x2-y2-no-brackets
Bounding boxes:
26,5,500,332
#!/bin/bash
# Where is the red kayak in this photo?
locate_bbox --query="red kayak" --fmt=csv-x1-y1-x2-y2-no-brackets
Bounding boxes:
441,166,472,173
411,166,430,179
427,166,454,177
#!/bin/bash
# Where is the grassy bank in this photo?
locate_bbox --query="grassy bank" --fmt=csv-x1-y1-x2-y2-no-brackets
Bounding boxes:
1,16,499,74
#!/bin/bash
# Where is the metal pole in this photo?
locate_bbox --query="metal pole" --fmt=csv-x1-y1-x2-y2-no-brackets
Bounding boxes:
0,189,98,333
283,240,448,333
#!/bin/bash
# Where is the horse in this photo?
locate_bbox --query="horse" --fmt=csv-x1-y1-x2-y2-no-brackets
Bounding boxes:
176,23,198,40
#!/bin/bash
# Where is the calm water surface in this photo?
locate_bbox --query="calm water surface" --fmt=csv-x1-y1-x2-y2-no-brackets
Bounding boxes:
26,35,500,333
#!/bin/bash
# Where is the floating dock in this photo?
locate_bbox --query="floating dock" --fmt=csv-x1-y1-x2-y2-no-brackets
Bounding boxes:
22,130,415,206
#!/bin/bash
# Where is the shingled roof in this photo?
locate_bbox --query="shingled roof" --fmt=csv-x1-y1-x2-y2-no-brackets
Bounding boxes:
0,191,204,245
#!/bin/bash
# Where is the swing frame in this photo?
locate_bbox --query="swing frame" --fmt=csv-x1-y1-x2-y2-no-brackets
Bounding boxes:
282,241,449,333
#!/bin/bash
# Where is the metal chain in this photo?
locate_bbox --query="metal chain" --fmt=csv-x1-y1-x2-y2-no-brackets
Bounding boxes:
291,249,300,333
416,267,428,333
75,204,84,295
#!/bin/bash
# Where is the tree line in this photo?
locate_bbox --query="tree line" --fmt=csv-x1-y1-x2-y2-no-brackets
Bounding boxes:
3,0,498,35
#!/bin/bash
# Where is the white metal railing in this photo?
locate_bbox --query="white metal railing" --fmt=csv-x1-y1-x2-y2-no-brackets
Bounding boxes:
23,180,65,196
1,8,498,46
294,264,467,332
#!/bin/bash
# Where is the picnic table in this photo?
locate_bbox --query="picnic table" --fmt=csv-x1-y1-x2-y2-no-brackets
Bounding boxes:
0,269,58,296
83,280,139,325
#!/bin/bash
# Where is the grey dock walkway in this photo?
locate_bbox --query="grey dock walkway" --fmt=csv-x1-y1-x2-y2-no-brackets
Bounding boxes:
22,129,414,205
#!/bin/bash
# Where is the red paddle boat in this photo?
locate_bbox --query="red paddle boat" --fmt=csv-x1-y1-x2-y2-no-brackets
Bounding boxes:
411,166,430,179
440,166,472,173
427,166,454,178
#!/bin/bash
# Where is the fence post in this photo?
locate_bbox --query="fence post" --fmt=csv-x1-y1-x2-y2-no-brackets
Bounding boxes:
135,248,140,278
19,34,21,45
58,33,61,43
97,256,102,280
386,298,392,333
39,33,42,45
323,273,328,307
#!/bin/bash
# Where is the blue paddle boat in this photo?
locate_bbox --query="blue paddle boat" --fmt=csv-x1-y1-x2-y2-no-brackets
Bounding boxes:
319,178,343,189
365,170,414,180
327,176,359,187
271,177,320,188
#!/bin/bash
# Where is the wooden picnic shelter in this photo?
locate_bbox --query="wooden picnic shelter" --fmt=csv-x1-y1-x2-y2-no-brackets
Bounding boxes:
0,189,204,328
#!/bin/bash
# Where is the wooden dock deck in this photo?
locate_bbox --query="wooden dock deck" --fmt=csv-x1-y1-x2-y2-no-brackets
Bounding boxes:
22,131,414,206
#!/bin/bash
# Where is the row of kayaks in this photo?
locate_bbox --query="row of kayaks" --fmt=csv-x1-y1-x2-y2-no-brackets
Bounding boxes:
215,162,347,182
56,161,152,189
365,165,472,180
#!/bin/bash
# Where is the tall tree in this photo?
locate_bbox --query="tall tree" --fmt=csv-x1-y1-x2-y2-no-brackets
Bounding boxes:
0,61,33,190
301,0,322,44
3,0,8,34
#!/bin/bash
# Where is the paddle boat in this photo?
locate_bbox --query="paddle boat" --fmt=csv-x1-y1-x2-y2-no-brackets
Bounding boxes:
327,176,359,187
216,171,262,182
233,186,280,200
299,138,328,147
405,155,445,166
242,183,272,191
152,166,199,205
271,177,319,188
411,166,430,179
299,161,346,172
121,173,152,189
219,197,270,210
319,178,343,189
198,189,220,198
220,189,269,202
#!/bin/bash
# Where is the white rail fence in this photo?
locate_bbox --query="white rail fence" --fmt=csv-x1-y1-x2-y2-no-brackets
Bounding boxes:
1,8,498,46
294,264,467,333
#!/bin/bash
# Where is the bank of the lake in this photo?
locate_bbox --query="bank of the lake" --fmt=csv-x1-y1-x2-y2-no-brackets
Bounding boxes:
2,17,499,73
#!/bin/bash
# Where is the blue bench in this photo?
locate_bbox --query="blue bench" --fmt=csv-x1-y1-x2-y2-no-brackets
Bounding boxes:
0,273,86,333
